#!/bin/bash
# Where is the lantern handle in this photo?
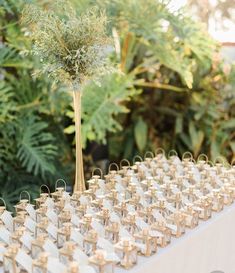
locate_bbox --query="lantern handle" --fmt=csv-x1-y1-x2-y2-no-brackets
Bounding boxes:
144,151,154,159
40,184,51,195
55,179,67,191
120,159,131,169
132,155,143,165
0,197,6,208
182,151,193,161
168,149,178,158
155,147,165,156
92,168,103,178
20,191,31,203
197,154,208,163
214,156,227,166
108,163,119,173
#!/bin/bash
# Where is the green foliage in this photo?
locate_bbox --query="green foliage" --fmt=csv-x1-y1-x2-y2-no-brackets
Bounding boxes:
81,73,139,145
22,1,112,87
17,115,57,177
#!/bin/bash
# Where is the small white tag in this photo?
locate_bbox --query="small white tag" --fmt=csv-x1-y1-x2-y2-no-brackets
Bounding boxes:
20,232,33,250
149,230,163,238
110,212,120,223
71,214,80,226
16,249,32,273
0,210,13,231
136,187,144,196
47,257,66,273
215,177,224,187
73,248,89,265
46,223,57,239
166,203,176,213
91,220,105,237
0,245,6,262
166,223,177,232
45,198,55,208
0,226,10,244
86,207,95,216
126,204,135,213
70,229,84,248
25,204,36,220
97,237,114,252
103,200,112,210
24,217,36,234
182,196,190,205
205,183,213,191
43,239,59,257
135,217,149,230
172,187,180,194
152,210,166,223
46,210,58,223
98,179,105,190
139,198,147,208
183,180,190,188
79,196,89,205
119,227,132,239
115,183,125,193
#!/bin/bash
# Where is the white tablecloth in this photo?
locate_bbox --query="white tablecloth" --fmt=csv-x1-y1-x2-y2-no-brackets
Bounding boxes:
117,203,235,273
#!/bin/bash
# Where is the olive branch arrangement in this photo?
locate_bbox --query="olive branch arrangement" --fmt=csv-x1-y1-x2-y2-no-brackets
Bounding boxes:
22,1,112,192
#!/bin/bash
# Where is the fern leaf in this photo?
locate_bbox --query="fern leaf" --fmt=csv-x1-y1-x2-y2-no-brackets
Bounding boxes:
17,115,57,177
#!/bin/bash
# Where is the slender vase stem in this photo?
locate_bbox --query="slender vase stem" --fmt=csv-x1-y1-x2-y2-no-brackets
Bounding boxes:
73,90,85,192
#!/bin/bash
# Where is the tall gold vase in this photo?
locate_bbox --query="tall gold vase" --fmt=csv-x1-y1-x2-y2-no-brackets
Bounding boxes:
73,90,85,192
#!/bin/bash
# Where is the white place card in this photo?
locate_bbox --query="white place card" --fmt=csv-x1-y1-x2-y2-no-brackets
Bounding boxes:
16,249,32,273
43,239,59,258
70,228,84,248
136,217,149,230
46,209,58,223
166,223,177,232
45,197,55,208
91,220,105,237
25,204,36,220
71,214,80,226
0,245,6,262
20,232,33,250
152,209,166,223
47,257,66,273
0,226,10,244
73,248,89,265
166,203,176,213
24,217,36,234
0,210,13,231
46,223,57,239
110,212,120,223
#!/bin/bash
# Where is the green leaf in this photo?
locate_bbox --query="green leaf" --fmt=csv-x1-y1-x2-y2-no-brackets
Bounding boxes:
134,117,148,152
211,141,220,160
64,125,75,134
17,115,57,177
175,116,183,134
220,119,235,130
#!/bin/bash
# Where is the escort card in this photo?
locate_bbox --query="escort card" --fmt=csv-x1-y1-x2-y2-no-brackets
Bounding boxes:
43,239,59,258
0,210,13,231
16,249,32,273
25,204,36,220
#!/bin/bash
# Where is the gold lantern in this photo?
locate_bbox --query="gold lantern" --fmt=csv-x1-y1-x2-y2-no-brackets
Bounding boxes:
32,252,49,273
134,228,157,256
89,250,115,273
115,239,138,269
